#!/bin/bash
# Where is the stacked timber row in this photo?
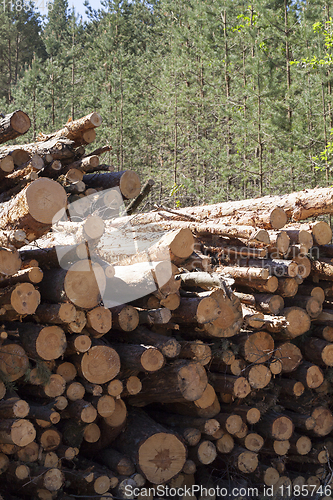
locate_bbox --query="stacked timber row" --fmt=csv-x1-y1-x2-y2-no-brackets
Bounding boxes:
0,110,333,499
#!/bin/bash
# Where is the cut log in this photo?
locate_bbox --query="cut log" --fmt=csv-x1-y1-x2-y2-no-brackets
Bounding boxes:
0,178,67,248
218,265,270,280
302,338,333,366
66,382,85,401
0,343,29,381
103,398,127,428
0,267,43,289
107,379,124,397
224,447,258,473
267,230,290,256
246,364,272,389
291,362,324,389
274,342,303,372
275,278,298,297
109,304,139,332
234,291,284,315
173,287,242,338
289,434,312,455
0,282,40,315
83,170,141,199
67,400,97,423
75,345,121,384
297,284,325,302
86,306,112,336
127,360,207,405
238,258,299,278
41,112,102,144
214,413,243,435
111,343,165,373
34,303,77,325
99,448,135,475
158,186,333,223
256,412,294,440
24,374,66,399
188,440,217,465
109,326,181,359
28,403,60,424
39,260,105,309
266,307,311,339
0,397,29,419
115,409,186,484
0,110,31,144
65,334,91,355
0,248,21,277
234,276,279,294
312,324,333,341
209,374,251,399
284,296,322,318
275,378,305,397
138,307,172,326
306,407,333,438
10,323,67,361
179,340,212,366
237,330,274,364
0,419,36,446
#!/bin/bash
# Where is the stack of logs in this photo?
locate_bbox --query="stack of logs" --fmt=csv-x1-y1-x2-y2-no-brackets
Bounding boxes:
1,110,333,499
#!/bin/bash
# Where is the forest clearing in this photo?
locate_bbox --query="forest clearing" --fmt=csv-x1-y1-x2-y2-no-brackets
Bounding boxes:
0,109,333,498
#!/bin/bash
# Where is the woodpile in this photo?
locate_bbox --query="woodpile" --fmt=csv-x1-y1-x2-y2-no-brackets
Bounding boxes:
0,110,333,498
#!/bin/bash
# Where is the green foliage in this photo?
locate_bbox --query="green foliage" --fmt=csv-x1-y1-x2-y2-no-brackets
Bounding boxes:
5,0,333,204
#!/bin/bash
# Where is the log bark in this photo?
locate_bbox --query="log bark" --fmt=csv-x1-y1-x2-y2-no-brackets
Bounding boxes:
0,110,31,144
127,360,207,406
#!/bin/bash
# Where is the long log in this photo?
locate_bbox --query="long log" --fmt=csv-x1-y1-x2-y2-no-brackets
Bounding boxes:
139,186,333,223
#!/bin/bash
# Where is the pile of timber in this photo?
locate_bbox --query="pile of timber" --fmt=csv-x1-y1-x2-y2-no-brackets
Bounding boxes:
0,110,333,499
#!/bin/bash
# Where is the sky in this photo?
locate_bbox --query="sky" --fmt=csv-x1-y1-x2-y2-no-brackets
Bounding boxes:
38,0,104,22
68,0,104,21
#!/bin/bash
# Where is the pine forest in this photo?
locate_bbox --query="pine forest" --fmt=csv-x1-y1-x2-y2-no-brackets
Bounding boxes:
2,0,333,207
